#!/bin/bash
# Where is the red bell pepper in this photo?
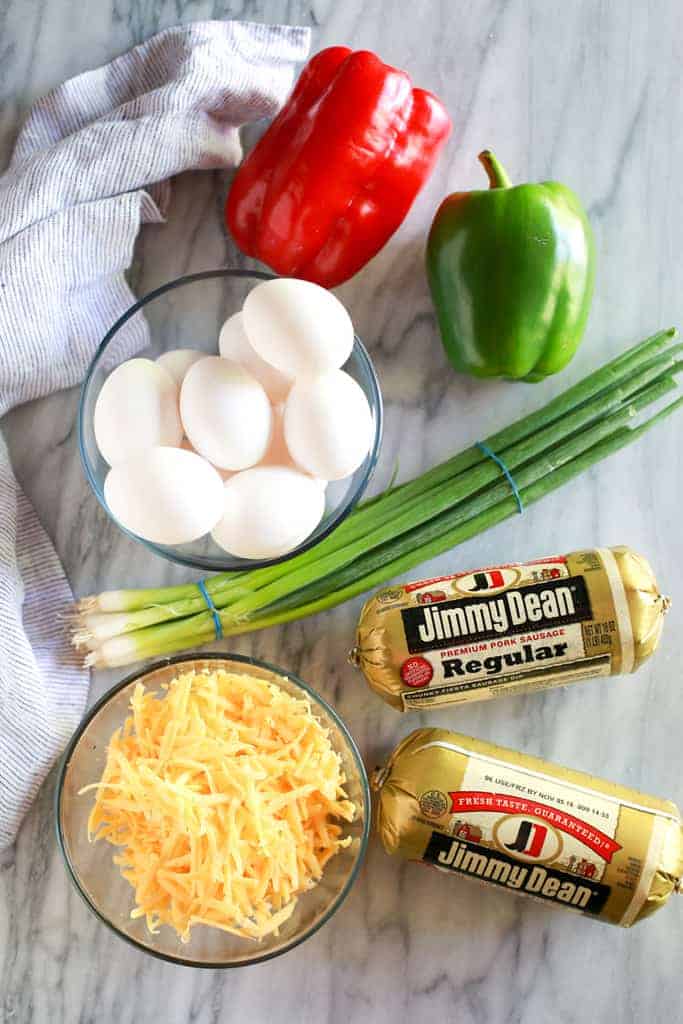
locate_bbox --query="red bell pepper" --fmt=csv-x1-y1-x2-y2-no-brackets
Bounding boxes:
225,47,452,288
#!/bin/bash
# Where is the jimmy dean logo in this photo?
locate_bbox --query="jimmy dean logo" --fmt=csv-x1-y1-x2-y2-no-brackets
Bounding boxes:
402,576,592,653
423,832,610,914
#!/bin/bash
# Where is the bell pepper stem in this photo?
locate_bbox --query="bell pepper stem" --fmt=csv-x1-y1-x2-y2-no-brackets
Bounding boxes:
479,150,512,189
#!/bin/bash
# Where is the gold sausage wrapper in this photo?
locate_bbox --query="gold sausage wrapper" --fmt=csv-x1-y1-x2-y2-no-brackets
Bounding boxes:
352,546,668,711
374,728,683,926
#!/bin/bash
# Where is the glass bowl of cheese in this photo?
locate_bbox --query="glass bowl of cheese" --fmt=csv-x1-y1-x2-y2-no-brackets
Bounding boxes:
55,653,370,967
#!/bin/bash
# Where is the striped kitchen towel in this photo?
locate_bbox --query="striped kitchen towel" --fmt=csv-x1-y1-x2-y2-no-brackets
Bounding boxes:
0,20,311,849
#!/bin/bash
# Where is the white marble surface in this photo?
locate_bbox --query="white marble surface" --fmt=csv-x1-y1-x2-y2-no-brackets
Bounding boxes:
2,1,682,1021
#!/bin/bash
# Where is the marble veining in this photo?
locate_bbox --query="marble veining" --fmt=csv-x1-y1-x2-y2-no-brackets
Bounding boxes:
1,2,682,1022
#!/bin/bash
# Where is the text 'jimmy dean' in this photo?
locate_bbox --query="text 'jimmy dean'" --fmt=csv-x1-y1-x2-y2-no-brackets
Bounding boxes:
401,577,593,653
424,832,610,914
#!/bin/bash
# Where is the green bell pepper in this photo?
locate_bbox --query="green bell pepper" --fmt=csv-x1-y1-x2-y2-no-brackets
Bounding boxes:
426,150,596,381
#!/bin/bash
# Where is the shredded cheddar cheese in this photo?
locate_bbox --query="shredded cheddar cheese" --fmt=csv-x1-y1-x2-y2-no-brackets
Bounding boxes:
82,669,355,942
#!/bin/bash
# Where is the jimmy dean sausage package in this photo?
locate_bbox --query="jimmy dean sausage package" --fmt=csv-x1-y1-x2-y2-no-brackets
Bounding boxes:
352,546,667,711
374,729,683,926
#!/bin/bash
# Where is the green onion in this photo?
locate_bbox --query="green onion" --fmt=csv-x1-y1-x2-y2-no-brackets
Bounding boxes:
231,377,679,621
73,329,681,669
247,393,683,628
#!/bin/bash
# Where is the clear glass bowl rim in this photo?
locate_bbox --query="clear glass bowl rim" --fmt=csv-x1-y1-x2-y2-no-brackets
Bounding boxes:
54,651,372,969
77,267,384,572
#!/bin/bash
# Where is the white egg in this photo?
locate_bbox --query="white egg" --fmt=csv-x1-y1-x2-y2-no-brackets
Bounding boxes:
180,356,272,471
284,370,373,481
242,277,354,377
212,466,325,559
94,358,182,466
259,404,295,467
219,312,292,402
104,447,224,545
258,404,327,490
157,349,204,386
181,436,234,481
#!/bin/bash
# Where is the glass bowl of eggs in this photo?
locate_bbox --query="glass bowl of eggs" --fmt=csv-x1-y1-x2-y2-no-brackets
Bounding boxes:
78,269,383,571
